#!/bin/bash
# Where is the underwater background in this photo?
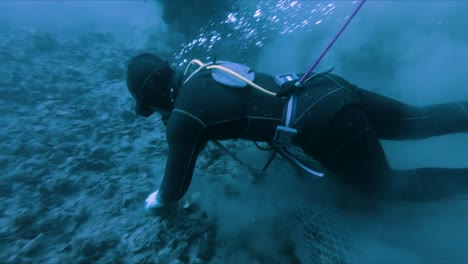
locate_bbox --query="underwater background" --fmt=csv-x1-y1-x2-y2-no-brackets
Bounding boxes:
1,0,468,263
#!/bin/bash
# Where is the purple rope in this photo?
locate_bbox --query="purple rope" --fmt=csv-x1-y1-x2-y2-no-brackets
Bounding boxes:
298,0,367,85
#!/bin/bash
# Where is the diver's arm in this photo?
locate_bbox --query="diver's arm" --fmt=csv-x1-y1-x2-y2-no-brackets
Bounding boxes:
156,111,206,205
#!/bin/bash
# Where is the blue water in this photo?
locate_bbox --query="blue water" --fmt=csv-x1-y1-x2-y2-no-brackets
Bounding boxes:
1,1,468,263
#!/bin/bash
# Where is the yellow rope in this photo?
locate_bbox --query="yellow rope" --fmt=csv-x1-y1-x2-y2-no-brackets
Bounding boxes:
183,59,277,97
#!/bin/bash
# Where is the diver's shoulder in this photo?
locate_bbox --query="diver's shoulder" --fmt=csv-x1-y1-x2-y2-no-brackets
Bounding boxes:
253,72,275,83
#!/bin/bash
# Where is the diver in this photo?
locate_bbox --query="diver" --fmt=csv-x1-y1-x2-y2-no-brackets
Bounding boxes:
124,53,468,210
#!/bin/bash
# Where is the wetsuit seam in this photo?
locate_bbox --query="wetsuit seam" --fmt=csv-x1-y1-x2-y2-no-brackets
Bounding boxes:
295,88,344,123
325,74,345,89
207,117,244,126
241,117,251,138
246,116,282,121
174,109,249,127
369,116,431,131
175,128,205,199
173,108,206,127
169,108,207,200
457,102,468,129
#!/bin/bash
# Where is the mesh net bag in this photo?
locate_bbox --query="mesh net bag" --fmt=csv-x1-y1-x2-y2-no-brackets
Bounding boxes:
289,200,354,263
279,145,354,263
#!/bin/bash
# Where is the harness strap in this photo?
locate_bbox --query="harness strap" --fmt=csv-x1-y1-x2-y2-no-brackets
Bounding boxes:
284,94,297,127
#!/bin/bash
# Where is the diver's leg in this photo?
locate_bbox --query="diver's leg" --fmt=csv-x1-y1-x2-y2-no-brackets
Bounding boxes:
298,105,468,201
382,168,468,201
356,88,468,140
299,105,393,197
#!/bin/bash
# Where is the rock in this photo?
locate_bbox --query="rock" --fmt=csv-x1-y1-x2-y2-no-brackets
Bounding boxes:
19,233,45,256
6,254,21,264
104,63,125,81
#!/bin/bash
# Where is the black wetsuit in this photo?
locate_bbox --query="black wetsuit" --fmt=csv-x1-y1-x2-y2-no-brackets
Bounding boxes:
158,69,468,203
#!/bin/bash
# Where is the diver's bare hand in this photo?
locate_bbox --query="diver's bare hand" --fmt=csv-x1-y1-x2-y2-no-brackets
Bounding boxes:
144,190,165,210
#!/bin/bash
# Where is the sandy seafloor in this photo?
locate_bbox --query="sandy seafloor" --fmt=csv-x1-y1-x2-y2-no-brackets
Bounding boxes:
1,26,468,264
